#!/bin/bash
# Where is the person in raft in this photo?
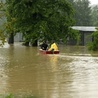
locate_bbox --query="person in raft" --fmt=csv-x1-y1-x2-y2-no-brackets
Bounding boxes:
48,41,58,51
40,41,48,50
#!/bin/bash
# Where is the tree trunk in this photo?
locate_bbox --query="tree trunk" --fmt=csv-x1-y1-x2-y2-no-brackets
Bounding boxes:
8,33,14,44
22,42,29,46
32,40,37,46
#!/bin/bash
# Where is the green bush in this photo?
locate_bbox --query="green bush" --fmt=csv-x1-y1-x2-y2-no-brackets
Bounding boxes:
88,27,98,51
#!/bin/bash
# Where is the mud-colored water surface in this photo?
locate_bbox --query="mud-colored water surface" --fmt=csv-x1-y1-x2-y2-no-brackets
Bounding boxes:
0,43,98,98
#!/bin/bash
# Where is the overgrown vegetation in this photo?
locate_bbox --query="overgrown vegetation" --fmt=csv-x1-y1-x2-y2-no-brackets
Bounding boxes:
88,28,98,51
5,0,79,46
0,1,7,45
0,94,38,98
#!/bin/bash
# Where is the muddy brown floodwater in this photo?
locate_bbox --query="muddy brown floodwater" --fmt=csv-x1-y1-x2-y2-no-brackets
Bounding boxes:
0,43,98,98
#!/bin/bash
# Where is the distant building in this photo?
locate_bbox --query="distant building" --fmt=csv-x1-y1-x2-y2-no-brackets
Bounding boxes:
70,26,97,46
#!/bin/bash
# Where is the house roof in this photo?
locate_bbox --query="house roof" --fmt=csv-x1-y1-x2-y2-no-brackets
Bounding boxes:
72,26,97,31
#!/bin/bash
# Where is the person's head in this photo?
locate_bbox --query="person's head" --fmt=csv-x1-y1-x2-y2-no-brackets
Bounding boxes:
43,40,47,44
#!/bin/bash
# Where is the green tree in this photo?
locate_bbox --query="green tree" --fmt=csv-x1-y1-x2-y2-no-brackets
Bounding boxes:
91,5,98,26
0,0,16,45
68,0,74,4
88,28,98,51
6,0,79,46
74,0,92,26
0,0,6,45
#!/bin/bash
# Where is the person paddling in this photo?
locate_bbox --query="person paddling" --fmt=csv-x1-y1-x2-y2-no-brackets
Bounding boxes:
40,41,48,50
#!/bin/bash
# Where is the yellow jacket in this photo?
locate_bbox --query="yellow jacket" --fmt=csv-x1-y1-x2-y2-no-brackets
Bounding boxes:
48,43,58,51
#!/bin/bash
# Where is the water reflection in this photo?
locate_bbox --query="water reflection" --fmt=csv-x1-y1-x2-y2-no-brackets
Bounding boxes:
0,43,98,98
48,55,59,72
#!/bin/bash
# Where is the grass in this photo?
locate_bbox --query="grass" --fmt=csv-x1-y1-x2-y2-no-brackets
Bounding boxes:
0,94,39,98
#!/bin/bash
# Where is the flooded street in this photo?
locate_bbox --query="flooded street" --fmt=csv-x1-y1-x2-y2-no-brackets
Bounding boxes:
0,43,98,98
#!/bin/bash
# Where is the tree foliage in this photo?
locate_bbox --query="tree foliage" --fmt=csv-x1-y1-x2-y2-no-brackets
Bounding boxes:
71,0,92,26
88,28,98,51
0,0,7,45
91,5,98,26
6,0,78,45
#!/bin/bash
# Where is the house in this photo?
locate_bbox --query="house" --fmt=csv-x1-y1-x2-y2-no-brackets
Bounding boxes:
70,26,97,46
